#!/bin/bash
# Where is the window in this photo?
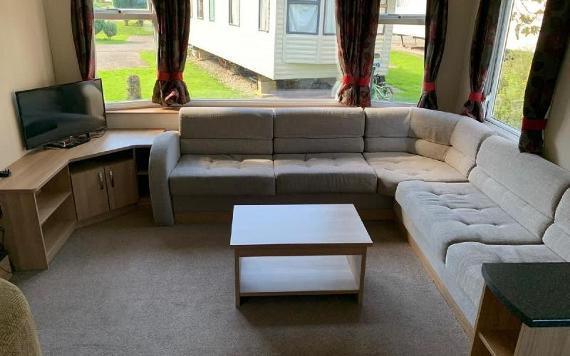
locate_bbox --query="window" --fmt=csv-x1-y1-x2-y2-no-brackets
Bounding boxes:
259,0,270,32
486,0,545,131
209,0,215,21
323,0,335,35
197,0,204,19
369,0,426,104
93,0,157,104
287,0,320,34
229,0,240,26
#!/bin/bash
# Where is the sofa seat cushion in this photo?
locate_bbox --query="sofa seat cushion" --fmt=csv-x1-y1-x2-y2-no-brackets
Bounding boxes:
396,181,542,262
169,155,275,196
364,152,466,196
446,242,564,306
274,153,377,194
543,189,570,261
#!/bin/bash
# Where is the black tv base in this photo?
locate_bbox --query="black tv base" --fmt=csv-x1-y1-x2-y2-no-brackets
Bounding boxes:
44,134,92,149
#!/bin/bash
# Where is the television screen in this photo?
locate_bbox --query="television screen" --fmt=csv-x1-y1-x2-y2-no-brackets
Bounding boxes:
15,79,106,149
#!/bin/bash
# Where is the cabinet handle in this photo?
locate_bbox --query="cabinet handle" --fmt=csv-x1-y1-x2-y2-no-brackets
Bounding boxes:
109,170,115,188
97,172,105,190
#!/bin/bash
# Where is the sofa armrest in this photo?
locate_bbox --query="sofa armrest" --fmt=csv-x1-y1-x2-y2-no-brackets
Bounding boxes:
149,131,180,225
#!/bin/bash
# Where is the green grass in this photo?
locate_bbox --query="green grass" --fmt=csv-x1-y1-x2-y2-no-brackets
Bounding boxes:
492,49,533,129
95,20,154,45
385,50,424,104
98,50,253,102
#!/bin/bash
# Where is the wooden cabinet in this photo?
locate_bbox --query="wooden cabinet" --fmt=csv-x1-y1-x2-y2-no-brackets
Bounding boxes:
71,158,138,222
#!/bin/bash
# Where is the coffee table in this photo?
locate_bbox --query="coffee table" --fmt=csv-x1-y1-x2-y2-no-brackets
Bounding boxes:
230,204,373,306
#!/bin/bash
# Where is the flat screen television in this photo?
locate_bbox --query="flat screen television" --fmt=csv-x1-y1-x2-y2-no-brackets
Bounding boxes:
14,79,106,149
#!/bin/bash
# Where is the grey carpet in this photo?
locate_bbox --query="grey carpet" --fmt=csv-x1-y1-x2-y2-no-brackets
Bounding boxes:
13,208,469,356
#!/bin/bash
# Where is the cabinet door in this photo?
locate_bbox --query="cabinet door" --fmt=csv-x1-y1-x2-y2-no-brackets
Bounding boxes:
105,159,139,210
71,167,110,221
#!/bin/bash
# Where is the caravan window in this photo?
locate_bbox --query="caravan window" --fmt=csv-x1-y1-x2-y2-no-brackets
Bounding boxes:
209,0,215,21
197,0,204,19
323,0,335,35
229,0,240,26
259,0,270,32
287,0,320,34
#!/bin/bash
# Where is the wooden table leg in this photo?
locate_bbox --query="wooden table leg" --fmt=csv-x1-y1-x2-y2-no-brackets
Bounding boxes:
357,251,367,304
234,250,241,307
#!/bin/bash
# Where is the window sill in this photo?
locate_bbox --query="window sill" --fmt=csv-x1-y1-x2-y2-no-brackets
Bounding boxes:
484,118,520,142
105,99,416,113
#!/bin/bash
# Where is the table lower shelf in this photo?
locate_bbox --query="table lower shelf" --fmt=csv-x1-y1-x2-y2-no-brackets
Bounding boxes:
238,255,361,296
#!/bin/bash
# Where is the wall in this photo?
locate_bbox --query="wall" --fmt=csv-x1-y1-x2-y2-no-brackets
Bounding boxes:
44,0,82,84
189,0,277,79
0,0,55,168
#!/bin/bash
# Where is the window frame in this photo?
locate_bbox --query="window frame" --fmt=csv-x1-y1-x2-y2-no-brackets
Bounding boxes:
229,0,240,26
286,0,321,35
209,0,215,21
258,0,270,32
483,0,523,135
101,1,431,109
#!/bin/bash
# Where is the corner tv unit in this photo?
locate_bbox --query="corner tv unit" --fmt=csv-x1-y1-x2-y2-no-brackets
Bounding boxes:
14,79,107,149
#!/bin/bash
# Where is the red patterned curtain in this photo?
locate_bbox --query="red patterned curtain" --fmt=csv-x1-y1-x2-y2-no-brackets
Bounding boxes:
462,0,502,121
418,0,448,110
151,0,191,106
519,0,570,154
335,0,380,108
71,0,95,81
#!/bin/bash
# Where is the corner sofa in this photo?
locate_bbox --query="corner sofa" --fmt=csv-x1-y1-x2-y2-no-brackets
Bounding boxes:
149,106,570,331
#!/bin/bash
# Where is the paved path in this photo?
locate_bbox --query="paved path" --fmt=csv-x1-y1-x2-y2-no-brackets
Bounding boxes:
96,35,155,71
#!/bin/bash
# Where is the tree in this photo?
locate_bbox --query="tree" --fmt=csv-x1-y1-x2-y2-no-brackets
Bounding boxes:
103,21,118,39
94,19,105,35
512,0,546,39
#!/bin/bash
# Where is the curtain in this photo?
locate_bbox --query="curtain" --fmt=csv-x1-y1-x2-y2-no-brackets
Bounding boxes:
71,0,95,81
336,0,381,107
151,0,191,106
519,0,570,154
462,0,502,121
417,0,448,110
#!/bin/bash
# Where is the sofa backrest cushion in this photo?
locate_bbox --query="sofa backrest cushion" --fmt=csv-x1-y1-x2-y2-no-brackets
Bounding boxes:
179,107,274,155
445,118,495,176
469,136,570,238
543,189,570,261
273,107,365,153
364,107,460,161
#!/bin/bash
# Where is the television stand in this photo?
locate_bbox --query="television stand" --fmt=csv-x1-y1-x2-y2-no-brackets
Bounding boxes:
45,134,91,149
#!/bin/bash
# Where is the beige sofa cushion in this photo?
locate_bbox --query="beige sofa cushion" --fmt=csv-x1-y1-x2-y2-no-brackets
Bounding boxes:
274,107,365,153
444,118,494,176
169,155,275,196
179,107,274,155
274,153,377,194
364,152,466,196
396,180,541,262
543,189,570,261
470,136,570,238
446,242,564,306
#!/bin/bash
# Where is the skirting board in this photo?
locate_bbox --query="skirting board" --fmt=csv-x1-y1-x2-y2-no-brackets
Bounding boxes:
176,208,394,224
0,256,12,280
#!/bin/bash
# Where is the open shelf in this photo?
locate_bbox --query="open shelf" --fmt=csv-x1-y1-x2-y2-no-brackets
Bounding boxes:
37,191,72,225
478,330,519,356
42,196,76,263
239,256,360,295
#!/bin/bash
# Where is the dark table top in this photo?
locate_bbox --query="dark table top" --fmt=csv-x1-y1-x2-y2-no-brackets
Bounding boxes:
482,263,570,328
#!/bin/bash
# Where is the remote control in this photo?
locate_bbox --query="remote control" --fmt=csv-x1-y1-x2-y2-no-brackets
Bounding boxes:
0,169,11,178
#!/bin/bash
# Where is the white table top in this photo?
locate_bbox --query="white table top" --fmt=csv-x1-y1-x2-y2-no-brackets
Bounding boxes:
230,204,373,247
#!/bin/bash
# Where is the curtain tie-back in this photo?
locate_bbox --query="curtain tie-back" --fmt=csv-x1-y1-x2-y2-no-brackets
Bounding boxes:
468,91,484,102
521,117,548,131
157,71,184,81
342,75,370,87
423,81,436,92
